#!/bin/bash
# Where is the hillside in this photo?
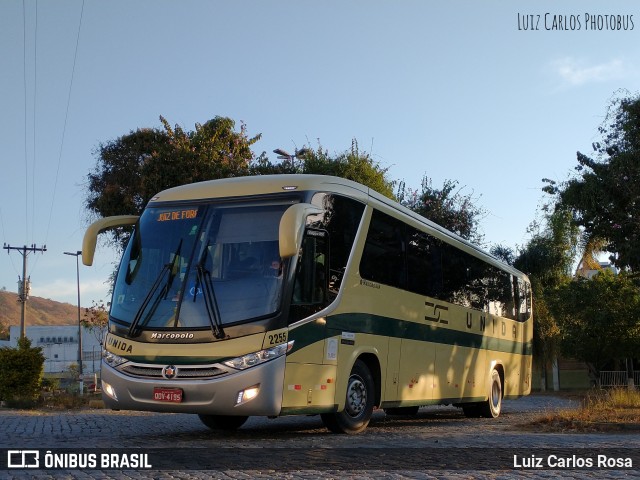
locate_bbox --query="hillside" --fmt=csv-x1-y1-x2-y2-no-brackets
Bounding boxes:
0,290,79,327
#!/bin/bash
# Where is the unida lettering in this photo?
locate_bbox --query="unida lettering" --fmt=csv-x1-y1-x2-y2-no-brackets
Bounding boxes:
107,336,133,354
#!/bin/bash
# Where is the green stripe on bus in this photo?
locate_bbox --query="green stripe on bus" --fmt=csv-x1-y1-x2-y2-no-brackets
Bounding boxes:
290,313,532,356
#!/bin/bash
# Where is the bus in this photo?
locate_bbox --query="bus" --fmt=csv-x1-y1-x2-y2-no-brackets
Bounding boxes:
83,174,532,434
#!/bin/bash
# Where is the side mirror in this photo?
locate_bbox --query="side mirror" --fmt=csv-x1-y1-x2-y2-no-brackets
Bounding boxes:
82,215,139,266
278,204,323,258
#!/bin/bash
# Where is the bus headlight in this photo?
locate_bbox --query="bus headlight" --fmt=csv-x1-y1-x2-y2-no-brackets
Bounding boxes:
224,341,294,370
102,380,118,401
103,350,128,368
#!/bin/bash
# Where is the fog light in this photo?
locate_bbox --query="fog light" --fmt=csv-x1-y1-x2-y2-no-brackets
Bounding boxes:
236,385,260,405
102,380,117,401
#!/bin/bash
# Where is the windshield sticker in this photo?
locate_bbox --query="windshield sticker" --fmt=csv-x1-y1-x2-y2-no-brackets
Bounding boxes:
157,209,198,222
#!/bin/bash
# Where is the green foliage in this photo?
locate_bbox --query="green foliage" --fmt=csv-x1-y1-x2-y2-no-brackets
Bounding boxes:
489,245,516,266
251,140,396,199
397,176,485,245
512,209,579,369
547,93,640,272
551,271,640,382
41,376,60,392
304,141,395,199
515,209,579,287
0,336,45,407
65,364,81,394
86,116,262,249
82,300,109,345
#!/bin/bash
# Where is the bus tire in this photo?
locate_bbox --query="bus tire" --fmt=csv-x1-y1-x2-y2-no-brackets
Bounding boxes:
321,360,374,434
479,369,502,418
384,406,419,416
461,403,481,418
198,414,248,431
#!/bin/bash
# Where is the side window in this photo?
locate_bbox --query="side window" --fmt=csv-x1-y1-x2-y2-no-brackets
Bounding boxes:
465,255,490,311
290,230,329,322
406,228,443,297
484,266,504,316
311,193,365,296
440,243,469,305
517,278,532,322
360,210,405,289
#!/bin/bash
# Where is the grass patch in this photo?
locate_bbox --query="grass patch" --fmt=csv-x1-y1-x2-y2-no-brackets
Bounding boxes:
1,391,105,410
40,391,104,410
524,389,640,432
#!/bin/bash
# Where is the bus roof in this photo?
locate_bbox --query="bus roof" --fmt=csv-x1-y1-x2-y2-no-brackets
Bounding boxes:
149,174,528,281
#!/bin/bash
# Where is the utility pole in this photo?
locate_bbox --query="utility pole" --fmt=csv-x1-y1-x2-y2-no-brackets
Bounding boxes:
64,250,83,395
3,243,47,338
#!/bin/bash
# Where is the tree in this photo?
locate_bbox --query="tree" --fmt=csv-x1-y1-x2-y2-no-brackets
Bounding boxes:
83,300,109,346
0,336,45,407
397,176,485,245
509,209,580,389
304,140,395,198
489,244,516,266
86,116,263,249
251,139,396,199
545,93,640,272
551,271,640,384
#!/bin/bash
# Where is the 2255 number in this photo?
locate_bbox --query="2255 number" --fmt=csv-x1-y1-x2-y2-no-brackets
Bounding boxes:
268,331,287,345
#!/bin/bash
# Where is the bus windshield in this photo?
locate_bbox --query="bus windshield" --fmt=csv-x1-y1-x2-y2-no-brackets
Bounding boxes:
110,202,289,331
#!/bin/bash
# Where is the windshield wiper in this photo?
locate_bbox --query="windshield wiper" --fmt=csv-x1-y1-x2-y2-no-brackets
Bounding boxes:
194,246,226,339
128,240,182,337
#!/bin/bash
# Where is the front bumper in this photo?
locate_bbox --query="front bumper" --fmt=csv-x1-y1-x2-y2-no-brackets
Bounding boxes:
101,356,285,416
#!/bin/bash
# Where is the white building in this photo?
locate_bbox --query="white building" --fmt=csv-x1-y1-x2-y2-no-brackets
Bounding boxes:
576,261,618,279
1,325,104,377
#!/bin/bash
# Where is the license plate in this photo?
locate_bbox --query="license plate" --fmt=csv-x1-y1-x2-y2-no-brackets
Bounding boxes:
153,387,183,403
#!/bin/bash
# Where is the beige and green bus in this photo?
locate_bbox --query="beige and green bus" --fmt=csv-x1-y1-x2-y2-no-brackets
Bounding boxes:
83,174,532,434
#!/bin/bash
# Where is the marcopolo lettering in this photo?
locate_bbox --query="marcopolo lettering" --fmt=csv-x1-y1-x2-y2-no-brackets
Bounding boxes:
150,332,195,340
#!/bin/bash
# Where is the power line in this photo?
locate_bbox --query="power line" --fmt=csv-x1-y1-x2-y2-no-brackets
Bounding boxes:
32,0,38,245
44,0,85,245
22,0,28,242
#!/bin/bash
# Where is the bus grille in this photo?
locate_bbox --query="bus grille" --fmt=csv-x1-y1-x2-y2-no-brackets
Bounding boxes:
119,363,228,380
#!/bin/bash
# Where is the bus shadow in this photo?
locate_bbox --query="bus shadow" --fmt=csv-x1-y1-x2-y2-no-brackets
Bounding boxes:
128,407,480,446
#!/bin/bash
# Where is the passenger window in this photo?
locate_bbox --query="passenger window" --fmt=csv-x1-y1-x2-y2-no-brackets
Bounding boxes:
360,210,405,289
290,230,329,321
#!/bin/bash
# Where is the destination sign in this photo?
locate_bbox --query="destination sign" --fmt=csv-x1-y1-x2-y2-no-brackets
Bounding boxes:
157,209,198,222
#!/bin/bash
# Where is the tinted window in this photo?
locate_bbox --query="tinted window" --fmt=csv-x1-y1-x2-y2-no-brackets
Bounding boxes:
406,228,443,297
359,210,405,288
360,209,528,321
310,194,365,296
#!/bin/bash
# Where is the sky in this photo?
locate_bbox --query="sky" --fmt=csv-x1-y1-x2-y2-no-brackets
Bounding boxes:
0,0,638,311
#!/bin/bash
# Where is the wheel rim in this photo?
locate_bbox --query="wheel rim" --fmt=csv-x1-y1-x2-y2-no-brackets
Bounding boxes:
491,377,501,411
345,374,367,418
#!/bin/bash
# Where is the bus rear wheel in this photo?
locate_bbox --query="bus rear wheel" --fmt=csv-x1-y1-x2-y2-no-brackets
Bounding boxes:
198,414,248,431
321,360,375,434
479,369,502,418
461,404,481,418
384,406,419,416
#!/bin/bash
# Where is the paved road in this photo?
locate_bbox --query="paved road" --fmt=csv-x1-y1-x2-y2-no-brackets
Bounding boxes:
1,394,638,479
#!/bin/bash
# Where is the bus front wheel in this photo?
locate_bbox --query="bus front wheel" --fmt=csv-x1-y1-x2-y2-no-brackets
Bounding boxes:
198,414,249,431
321,360,375,434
